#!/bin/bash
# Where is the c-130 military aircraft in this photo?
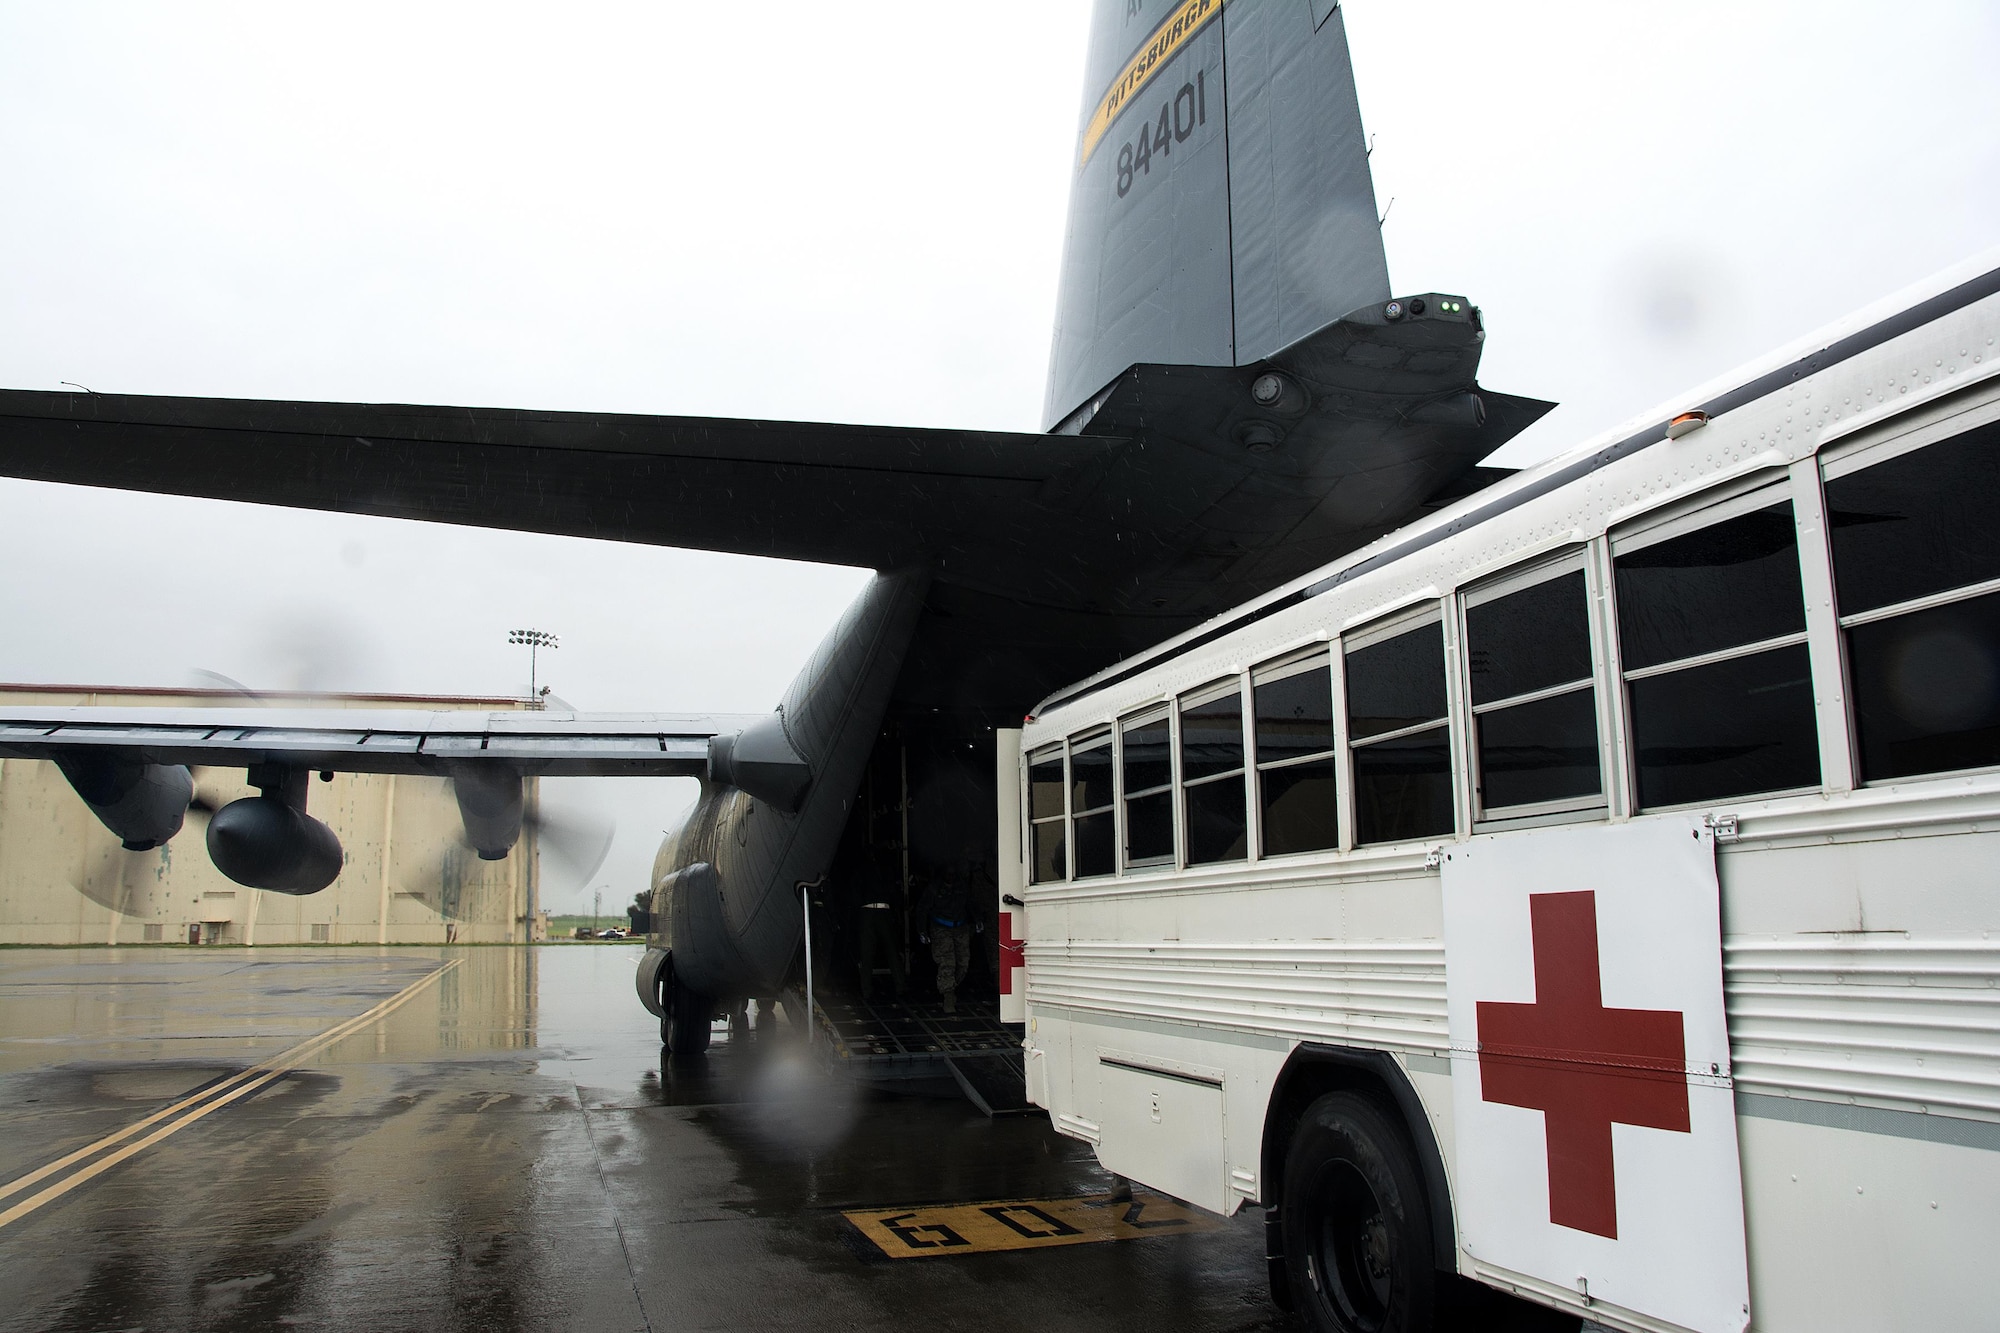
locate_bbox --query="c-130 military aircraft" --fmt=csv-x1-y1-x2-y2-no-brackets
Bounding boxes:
0,1,1547,1051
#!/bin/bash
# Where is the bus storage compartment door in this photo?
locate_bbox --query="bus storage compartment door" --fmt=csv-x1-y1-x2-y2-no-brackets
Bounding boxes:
1022,1043,1048,1108
1094,1050,1227,1214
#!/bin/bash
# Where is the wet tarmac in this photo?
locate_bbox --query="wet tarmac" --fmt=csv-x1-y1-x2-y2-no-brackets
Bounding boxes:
0,945,1287,1332
0,946,1587,1333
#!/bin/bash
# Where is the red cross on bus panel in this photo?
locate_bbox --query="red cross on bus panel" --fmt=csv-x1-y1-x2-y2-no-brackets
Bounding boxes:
1475,890,1690,1238
1441,817,1750,1333
998,914,1025,996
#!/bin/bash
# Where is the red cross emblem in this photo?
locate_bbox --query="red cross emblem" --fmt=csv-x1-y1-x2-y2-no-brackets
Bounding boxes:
1476,890,1690,1239
998,913,1025,996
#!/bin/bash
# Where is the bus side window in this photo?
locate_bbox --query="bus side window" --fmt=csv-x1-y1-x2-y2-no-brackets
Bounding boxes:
1345,616,1452,844
1028,745,1067,883
1120,708,1175,869
1614,493,1819,808
1071,732,1115,878
1825,416,2000,781
1252,652,1337,856
1179,681,1248,865
1464,563,1602,816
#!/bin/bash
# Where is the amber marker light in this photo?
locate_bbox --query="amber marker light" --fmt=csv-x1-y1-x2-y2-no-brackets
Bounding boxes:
1666,410,1710,439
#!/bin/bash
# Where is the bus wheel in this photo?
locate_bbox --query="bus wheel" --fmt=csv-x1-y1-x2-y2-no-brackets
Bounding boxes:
1282,1091,1436,1333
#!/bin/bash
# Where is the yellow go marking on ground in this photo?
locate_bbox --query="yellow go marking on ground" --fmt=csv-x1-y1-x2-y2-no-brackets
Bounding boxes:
845,1190,1219,1259
0,958,460,1230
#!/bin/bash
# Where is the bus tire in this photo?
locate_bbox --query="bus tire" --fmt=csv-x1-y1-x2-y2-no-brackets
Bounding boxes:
1282,1091,1437,1333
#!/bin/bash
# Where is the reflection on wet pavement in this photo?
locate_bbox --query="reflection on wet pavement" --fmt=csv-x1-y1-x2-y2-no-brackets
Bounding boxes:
0,945,1288,1332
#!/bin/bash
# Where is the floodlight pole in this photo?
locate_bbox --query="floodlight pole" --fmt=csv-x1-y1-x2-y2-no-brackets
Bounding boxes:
507,629,559,707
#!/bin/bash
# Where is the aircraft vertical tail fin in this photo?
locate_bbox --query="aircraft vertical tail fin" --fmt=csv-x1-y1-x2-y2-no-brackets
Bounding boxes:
1043,0,1390,429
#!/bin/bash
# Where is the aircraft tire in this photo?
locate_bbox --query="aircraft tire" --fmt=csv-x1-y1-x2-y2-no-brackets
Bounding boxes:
636,947,671,1020
655,954,674,1045
1282,1091,1436,1333
665,972,713,1062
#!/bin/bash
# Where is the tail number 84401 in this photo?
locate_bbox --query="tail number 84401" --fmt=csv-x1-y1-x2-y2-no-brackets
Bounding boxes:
1115,70,1207,200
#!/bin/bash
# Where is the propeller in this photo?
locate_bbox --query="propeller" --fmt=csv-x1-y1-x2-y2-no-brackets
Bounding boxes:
390,782,615,923
68,854,142,915
187,669,266,701
524,802,616,887
225,608,379,698
184,768,228,823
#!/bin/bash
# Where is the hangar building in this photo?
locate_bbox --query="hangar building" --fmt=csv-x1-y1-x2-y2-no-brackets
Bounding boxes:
0,684,540,946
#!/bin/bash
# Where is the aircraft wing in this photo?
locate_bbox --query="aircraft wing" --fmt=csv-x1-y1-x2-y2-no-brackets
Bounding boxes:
0,704,755,777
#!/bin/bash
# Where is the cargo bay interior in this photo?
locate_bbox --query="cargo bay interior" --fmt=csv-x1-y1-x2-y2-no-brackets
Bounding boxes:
805,722,1021,1109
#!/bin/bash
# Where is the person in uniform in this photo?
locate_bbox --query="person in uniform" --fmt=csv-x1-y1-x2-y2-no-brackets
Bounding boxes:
967,862,998,991
916,867,981,1013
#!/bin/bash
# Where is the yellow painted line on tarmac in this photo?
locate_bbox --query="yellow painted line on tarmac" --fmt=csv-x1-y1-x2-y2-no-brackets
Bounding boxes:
0,958,460,1230
844,1189,1220,1259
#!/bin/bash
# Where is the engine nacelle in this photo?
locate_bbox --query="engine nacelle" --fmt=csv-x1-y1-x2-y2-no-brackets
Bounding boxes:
54,754,193,851
450,767,522,861
206,795,344,895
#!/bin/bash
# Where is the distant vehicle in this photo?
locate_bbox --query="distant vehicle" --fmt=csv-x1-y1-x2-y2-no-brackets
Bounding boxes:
598,928,627,940
572,927,593,940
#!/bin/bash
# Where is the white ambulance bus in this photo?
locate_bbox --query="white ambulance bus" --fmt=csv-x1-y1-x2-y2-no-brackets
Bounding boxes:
999,254,2000,1333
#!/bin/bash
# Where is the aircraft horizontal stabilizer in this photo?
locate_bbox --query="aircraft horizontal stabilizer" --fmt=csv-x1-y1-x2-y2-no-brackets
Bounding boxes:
0,292,1550,724
0,390,1116,572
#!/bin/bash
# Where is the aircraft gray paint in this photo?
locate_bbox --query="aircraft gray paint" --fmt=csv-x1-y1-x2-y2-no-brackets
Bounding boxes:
1045,0,1388,428
0,0,1546,1048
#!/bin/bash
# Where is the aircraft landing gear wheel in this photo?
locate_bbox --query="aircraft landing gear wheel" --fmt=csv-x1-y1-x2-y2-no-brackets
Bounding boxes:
1282,1092,1436,1333
664,969,713,1062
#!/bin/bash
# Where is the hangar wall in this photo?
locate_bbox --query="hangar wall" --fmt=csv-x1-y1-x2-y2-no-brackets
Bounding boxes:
0,685,539,946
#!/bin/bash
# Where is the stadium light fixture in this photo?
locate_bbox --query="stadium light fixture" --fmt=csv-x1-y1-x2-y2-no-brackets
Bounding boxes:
507,629,559,703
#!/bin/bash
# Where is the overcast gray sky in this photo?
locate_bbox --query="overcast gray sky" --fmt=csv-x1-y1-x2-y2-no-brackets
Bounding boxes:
2,2,1996,913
